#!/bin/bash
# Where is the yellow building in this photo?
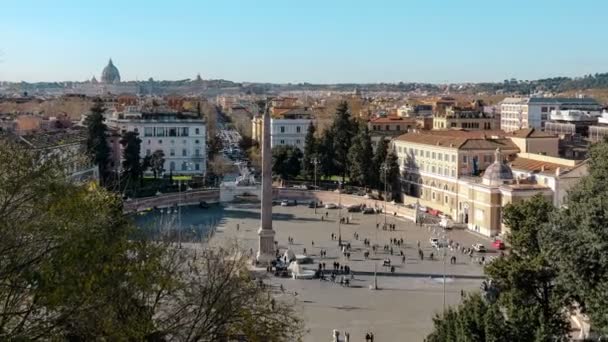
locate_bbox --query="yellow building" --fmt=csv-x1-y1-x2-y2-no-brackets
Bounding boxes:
393,129,587,237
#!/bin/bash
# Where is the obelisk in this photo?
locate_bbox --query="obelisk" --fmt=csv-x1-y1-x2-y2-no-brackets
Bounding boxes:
257,101,276,263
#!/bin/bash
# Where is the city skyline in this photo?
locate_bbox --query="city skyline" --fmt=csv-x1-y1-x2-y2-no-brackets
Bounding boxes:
2,0,608,83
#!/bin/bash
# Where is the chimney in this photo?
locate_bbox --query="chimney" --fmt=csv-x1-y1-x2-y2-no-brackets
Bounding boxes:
555,167,561,176
540,165,545,172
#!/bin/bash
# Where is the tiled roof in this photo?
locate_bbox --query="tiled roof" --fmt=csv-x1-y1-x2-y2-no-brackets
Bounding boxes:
509,156,583,175
508,128,557,138
394,130,518,151
369,116,417,124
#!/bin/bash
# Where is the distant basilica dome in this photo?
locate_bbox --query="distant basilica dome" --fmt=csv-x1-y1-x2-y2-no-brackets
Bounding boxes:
101,58,121,84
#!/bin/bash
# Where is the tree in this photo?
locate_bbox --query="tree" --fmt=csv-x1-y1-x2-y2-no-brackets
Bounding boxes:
384,149,401,201
120,131,143,188
319,129,336,179
373,139,389,191
331,101,356,182
208,155,234,185
148,149,165,178
84,100,110,183
426,293,509,342
207,133,224,160
347,125,374,187
0,140,304,340
272,145,303,181
484,194,569,341
545,140,608,334
301,122,318,180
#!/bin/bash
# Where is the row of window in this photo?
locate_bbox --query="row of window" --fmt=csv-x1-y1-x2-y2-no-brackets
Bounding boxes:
145,148,202,157
278,126,303,133
276,139,302,145
146,139,201,145
143,127,201,137
398,146,457,163
165,161,201,171
371,124,410,131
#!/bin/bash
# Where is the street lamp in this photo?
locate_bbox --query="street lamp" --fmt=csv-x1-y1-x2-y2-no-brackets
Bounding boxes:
312,157,319,214
380,163,388,229
338,181,342,246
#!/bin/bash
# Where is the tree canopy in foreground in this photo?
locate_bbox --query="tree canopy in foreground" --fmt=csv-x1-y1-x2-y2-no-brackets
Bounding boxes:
0,140,303,341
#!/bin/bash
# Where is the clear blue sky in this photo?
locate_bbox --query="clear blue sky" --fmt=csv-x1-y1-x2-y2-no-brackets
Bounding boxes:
1,0,607,83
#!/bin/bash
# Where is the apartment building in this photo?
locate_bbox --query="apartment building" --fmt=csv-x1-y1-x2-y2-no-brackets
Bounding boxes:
252,108,313,150
368,116,417,146
107,109,206,175
433,107,499,130
500,97,601,132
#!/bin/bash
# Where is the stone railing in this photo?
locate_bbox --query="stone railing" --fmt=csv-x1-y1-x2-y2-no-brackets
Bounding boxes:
123,189,220,212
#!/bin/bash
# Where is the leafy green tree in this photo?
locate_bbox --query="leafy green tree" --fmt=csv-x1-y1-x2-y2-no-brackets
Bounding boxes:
0,140,305,340
485,194,569,341
546,140,608,334
120,131,143,188
426,293,509,342
301,122,318,180
272,145,303,180
148,149,165,178
347,125,374,187
331,101,356,182
84,100,110,183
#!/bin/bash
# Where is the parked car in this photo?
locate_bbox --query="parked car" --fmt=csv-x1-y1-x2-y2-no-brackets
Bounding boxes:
418,205,428,213
492,240,505,250
347,204,362,212
363,207,376,214
307,201,318,208
472,243,486,252
325,203,338,209
430,238,439,248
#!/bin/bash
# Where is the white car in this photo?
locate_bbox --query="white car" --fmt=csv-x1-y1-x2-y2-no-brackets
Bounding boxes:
324,203,338,209
429,238,439,248
472,243,486,252
280,200,290,207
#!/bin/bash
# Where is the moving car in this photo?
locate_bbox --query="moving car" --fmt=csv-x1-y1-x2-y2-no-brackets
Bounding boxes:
324,203,338,209
281,200,295,207
472,243,486,252
492,240,505,250
307,201,318,208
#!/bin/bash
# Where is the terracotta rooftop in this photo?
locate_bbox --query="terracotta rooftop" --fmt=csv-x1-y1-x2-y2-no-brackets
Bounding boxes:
369,116,417,124
508,128,557,139
394,130,518,150
509,156,583,175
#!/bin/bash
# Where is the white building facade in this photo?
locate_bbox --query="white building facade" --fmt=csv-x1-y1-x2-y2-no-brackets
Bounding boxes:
270,117,312,150
501,97,601,132
107,111,206,175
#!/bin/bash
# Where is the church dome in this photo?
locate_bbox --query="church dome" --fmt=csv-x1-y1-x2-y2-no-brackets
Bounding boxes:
101,59,121,84
482,148,513,186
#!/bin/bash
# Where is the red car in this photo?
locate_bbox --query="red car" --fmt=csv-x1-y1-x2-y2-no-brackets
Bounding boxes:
492,240,505,250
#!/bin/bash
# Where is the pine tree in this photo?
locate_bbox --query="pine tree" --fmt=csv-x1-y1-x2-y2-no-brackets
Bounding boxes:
84,100,110,184
319,129,336,179
347,125,374,187
301,122,317,180
373,139,389,191
384,149,401,201
120,131,143,188
331,101,355,183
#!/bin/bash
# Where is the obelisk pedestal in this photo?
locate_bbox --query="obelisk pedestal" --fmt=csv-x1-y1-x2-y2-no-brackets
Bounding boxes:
257,101,276,263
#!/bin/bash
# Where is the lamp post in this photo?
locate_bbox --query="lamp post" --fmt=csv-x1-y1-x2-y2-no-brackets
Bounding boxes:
338,181,342,246
381,163,388,229
312,157,319,214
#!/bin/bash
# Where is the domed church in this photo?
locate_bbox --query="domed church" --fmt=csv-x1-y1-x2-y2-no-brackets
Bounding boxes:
101,59,121,84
